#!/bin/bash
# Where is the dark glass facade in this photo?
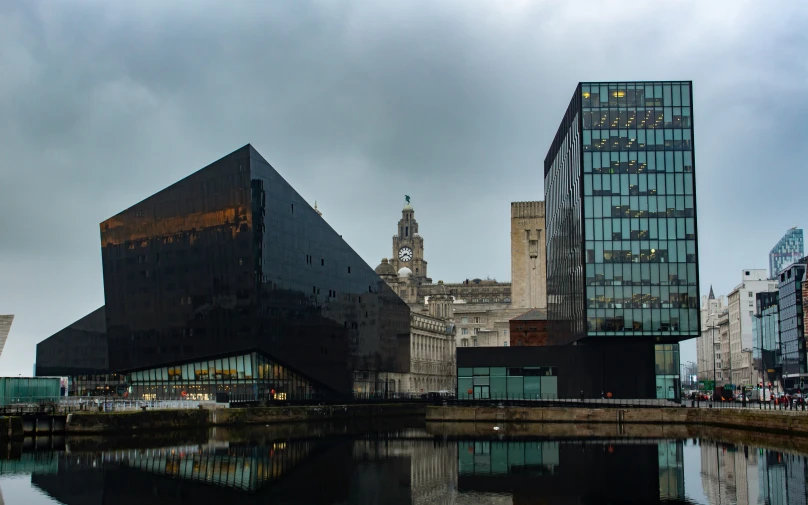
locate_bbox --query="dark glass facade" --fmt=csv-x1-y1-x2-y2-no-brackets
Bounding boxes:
753,291,780,386
100,144,411,398
544,85,584,344
36,307,108,377
35,307,127,396
777,260,806,388
770,227,803,279
457,342,667,399
545,82,699,344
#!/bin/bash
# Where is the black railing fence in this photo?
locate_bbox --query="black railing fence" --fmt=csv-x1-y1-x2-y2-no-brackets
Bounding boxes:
1,391,805,414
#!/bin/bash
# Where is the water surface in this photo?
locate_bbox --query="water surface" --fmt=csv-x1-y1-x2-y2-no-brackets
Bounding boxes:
0,420,805,504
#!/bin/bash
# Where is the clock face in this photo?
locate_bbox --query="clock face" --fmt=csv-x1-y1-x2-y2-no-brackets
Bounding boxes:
398,246,413,262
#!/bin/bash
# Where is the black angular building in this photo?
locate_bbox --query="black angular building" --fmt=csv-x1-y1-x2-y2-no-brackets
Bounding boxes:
35,307,126,395
38,144,411,400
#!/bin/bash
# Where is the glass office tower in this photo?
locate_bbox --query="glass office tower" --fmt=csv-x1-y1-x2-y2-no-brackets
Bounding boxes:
777,260,806,389
545,82,699,398
753,291,780,387
770,227,804,279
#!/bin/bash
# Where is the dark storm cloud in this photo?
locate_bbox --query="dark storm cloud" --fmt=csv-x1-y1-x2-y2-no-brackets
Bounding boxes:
1,0,808,373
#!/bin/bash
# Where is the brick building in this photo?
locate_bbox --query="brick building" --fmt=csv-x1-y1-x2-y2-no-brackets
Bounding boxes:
509,309,549,346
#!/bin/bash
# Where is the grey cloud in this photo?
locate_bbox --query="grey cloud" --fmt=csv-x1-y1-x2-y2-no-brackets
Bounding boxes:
2,0,808,374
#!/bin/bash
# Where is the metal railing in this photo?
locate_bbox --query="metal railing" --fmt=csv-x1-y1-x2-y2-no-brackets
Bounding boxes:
686,396,808,411
436,395,679,409
58,397,215,413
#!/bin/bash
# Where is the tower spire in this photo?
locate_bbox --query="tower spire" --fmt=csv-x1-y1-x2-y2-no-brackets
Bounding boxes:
708,285,715,300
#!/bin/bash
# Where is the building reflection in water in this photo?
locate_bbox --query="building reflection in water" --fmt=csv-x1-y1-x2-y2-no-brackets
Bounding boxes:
700,440,808,505
28,435,461,505
758,448,808,505
17,434,808,505
457,439,685,504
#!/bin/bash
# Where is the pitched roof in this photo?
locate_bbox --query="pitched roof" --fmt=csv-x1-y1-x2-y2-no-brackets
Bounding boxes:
511,309,547,321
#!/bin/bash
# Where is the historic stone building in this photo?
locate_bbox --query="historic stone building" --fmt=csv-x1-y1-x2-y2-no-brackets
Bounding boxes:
375,222,456,394
511,201,547,310
389,198,431,286
377,198,547,362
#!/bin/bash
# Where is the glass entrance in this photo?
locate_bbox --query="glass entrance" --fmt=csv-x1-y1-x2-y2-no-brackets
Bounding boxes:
474,385,490,399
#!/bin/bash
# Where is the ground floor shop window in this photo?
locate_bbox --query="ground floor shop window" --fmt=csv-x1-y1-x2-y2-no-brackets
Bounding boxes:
127,351,325,401
457,367,558,400
654,344,680,400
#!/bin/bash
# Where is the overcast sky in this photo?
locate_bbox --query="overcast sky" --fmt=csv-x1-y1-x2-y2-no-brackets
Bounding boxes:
1,0,806,375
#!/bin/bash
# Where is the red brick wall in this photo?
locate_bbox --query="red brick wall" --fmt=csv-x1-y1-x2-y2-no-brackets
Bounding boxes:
510,319,549,346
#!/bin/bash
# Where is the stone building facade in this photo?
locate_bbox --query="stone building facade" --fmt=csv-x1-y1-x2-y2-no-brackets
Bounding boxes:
511,201,547,309
375,198,548,391
727,270,777,388
697,287,726,383
0,315,13,360
384,310,456,394
718,308,730,387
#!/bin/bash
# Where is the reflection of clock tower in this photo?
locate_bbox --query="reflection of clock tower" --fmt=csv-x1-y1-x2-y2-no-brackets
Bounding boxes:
391,197,430,284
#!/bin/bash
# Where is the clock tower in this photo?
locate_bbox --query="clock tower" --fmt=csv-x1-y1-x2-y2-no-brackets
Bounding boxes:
390,196,430,284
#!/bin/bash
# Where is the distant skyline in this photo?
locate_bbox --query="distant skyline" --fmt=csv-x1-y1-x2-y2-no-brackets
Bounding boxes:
2,1,808,374
769,227,804,280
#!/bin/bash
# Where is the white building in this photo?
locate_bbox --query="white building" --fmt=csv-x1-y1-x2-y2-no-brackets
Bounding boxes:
727,270,778,387
697,287,726,383
0,315,12,360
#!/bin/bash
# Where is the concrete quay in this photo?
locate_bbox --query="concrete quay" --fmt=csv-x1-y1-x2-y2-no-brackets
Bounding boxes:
48,402,426,435
425,405,808,436
4,403,808,438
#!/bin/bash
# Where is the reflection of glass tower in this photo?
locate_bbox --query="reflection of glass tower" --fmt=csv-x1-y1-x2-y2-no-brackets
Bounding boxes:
770,228,804,279
658,441,685,500
759,450,808,505
457,440,683,503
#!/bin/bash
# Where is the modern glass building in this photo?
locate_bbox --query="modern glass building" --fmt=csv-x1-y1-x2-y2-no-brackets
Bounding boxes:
753,291,780,388
543,81,699,399
456,341,677,399
770,227,803,279
35,307,127,396
0,315,12,360
777,259,807,389
87,144,411,400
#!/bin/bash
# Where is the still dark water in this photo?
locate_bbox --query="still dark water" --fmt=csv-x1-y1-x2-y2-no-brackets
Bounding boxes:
0,419,806,504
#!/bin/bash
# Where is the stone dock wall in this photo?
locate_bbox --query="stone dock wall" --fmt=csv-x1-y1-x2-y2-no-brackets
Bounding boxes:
426,405,808,436
63,402,426,434
3,404,808,437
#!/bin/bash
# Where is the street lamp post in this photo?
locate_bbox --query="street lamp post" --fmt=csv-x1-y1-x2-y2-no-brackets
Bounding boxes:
755,313,767,391
706,322,720,401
